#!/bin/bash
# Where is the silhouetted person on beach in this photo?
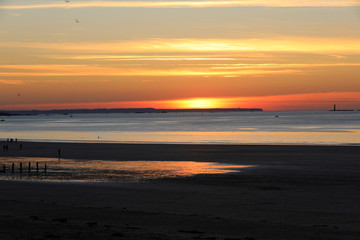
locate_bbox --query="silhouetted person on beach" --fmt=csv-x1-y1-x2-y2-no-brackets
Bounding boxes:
58,148,61,161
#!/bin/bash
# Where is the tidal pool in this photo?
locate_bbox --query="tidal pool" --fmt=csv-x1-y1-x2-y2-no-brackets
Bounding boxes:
0,157,250,182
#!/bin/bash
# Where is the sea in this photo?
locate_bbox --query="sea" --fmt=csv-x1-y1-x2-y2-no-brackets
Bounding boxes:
0,111,359,145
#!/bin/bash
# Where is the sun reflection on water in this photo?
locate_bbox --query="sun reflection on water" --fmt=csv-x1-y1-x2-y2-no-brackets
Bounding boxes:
0,157,250,182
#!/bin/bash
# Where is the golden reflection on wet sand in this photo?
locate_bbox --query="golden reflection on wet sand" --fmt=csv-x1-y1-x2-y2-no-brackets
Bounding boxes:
0,157,250,182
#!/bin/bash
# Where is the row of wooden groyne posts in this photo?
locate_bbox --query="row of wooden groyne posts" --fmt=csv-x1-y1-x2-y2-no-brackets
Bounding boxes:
0,162,47,174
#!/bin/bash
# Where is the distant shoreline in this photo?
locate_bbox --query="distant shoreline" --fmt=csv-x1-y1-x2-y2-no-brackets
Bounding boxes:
0,107,263,116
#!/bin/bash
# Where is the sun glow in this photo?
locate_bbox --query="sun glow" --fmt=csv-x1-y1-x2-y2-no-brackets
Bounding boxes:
175,98,225,109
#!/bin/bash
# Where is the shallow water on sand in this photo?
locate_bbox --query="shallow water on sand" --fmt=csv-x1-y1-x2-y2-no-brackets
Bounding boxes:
0,157,249,182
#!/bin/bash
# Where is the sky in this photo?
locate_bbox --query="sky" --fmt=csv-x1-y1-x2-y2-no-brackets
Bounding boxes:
0,0,360,110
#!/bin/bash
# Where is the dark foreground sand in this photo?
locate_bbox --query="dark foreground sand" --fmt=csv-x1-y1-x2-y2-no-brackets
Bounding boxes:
1,142,360,239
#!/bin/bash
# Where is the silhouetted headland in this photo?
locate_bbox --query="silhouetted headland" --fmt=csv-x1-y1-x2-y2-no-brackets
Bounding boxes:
0,107,263,115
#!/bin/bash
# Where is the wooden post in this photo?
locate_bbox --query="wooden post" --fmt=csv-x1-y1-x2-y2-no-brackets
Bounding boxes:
44,164,47,173
58,148,61,161
11,163,14,174
36,162,39,173
3,164,5,173
20,162,22,174
28,162,31,173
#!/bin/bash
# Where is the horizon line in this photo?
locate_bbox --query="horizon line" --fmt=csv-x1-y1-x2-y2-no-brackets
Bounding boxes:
1,107,264,112
2,107,356,113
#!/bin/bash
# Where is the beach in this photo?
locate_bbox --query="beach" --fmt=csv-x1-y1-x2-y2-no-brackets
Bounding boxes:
1,142,360,239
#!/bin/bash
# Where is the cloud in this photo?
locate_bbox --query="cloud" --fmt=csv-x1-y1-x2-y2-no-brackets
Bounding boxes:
1,60,359,78
44,55,237,61
4,38,360,54
0,79,26,85
0,0,358,10
8,12,21,16
210,63,360,70
0,64,302,77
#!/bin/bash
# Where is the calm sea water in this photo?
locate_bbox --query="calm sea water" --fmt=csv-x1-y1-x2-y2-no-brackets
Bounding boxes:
0,111,359,145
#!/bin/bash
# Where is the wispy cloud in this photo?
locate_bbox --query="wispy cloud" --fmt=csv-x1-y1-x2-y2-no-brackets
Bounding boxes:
210,63,360,70
44,55,237,61
4,38,360,54
1,0,358,10
2,62,360,78
0,64,302,77
8,12,21,16
0,79,26,85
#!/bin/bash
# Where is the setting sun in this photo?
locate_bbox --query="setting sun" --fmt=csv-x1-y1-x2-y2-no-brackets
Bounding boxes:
175,98,224,109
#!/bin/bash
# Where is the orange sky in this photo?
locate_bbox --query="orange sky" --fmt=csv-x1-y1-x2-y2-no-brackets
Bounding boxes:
1,1,360,110
1,92,359,111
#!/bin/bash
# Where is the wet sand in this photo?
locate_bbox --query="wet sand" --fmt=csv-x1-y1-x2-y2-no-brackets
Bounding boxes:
1,141,360,239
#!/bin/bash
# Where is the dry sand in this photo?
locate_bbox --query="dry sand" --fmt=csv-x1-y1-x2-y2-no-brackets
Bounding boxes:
1,141,360,239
